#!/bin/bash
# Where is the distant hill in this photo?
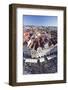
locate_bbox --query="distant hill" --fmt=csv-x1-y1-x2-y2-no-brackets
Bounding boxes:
23,25,57,32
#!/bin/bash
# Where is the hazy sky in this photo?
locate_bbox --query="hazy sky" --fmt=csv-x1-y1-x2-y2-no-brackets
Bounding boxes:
23,15,57,26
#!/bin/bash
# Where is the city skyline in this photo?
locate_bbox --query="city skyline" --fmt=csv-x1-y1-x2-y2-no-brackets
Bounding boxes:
23,15,57,26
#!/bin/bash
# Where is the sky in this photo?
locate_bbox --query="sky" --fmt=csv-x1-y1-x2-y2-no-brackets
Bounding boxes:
23,15,57,26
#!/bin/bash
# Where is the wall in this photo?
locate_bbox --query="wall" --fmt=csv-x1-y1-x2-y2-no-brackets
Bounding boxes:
0,0,68,90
